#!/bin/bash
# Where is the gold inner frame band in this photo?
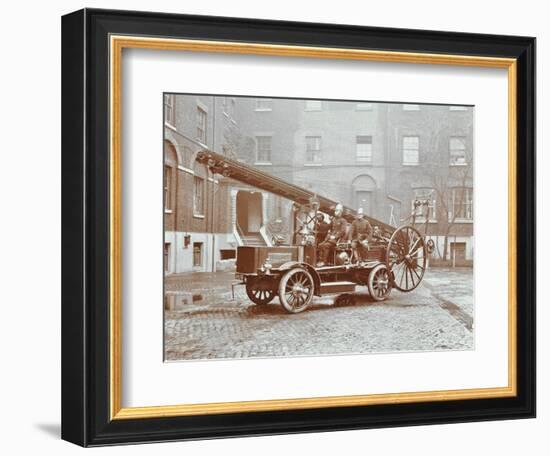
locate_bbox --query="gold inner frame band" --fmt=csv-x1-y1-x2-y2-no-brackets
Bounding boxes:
109,35,517,420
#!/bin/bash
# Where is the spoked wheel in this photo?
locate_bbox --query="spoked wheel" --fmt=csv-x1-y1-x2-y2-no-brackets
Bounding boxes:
385,225,427,292
279,268,314,313
367,264,392,301
245,277,276,305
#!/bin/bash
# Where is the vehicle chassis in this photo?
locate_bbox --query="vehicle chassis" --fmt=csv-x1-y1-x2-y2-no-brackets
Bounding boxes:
237,223,429,314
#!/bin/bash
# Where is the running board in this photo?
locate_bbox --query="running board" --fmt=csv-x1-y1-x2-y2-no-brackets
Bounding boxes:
320,281,357,294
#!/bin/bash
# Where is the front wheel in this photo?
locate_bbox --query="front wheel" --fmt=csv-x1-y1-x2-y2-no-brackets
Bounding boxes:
278,268,314,313
367,264,392,301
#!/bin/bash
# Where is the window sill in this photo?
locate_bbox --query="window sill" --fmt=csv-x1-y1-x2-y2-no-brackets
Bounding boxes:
164,209,173,214
415,219,438,224
254,162,272,166
449,163,469,167
193,214,205,219
304,163,323,167
164,122,177,131
356,160,373,165
451,219,474,224
254,108,273,112
178,165,194,175
402,163,419,166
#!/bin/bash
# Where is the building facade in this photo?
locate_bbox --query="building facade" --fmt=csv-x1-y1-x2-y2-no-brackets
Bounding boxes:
164,95,474,274
163,94,238,274
233,98,474,265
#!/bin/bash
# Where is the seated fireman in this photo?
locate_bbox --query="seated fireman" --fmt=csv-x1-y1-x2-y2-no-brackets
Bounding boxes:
350,207,373,263
317,203,347,266
314,212,330,246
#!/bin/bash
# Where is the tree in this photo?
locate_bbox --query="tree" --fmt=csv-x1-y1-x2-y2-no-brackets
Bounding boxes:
417,108,473,261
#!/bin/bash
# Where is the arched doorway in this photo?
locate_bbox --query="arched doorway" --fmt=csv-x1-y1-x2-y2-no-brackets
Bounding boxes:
352,174,377,216
236,190,263,234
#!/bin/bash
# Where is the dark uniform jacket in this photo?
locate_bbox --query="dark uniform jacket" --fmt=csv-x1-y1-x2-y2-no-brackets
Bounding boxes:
325,216,348,242
350,218,373,242
315,220,330,245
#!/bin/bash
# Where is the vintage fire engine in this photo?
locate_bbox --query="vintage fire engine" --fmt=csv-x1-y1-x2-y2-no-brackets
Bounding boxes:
196,149,433,314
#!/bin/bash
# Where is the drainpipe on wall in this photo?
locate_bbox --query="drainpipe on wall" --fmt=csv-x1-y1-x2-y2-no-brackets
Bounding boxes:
211,96,217,273
173,146,179,274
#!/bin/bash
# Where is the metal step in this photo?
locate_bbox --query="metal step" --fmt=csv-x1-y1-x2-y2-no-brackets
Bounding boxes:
320,281,357,294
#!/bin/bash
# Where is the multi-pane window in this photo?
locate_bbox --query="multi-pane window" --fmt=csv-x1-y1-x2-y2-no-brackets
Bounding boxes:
256,98,273,111
196,107,207,143
193,176,204,215
305,136,322,163
164,166,172,211
193,242,203,267
356,136,373,163
356,102,373,111
402,104,420,111
305,100,322,111
402,136,420,165
256,136,272,162
449,187,473,220
164,94,175,125
412,188,436,221
449,137,467,165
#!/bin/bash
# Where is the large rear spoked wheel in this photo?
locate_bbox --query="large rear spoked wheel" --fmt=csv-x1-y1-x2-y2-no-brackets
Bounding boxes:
385,225,427,292
279,268,314,313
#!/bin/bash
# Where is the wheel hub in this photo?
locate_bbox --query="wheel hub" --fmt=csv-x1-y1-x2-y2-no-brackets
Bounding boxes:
292,284,306,295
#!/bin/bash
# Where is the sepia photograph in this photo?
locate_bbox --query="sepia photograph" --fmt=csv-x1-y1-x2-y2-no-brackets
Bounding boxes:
57,5,536,447
163,94,474,361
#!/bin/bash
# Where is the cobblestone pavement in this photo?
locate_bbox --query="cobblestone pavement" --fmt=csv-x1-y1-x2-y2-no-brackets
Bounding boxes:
164,267,474,361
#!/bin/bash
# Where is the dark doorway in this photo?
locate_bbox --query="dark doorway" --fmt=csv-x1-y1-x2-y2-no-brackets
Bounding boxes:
355,190,373,215
450,242,467,266
236,191,263,234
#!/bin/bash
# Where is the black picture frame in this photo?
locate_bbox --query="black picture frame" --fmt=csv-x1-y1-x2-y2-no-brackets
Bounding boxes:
62,8,536,447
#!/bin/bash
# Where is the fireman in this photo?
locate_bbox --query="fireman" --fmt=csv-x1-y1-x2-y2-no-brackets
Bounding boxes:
314,212,330,247
350,207,373,263
317,203,347,266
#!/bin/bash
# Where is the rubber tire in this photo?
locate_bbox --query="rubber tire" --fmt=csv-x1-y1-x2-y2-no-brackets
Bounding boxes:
278,268,314,314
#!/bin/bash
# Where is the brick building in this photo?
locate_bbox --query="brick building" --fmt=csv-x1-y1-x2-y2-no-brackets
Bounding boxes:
164,95,474,274
163,94,239,274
